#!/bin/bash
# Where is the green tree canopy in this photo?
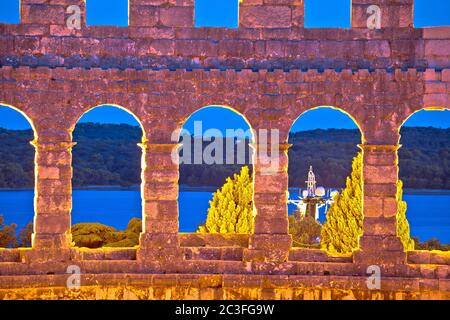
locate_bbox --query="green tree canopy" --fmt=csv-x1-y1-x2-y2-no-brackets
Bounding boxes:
320,152,364,254
0,214,18,248
289,213,322,248
198,166,254,233
72,217,142,248
320,152,414,254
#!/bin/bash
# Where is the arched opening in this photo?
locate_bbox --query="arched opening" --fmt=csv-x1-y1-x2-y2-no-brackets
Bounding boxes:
287,107,363,253
399,108,450,251
70,105,144,249
177,106,254,237
0,104,36,248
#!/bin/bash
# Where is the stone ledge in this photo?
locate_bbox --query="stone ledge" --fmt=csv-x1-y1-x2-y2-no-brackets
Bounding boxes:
70,248,137,261
0,63,433,73
183,247,244,261
179,233,249,247
289,248,353,263
0,273,448,300
0,249,21,263
2,54,448,71
0,259,448,277
1,65,445,80
407,250,450,265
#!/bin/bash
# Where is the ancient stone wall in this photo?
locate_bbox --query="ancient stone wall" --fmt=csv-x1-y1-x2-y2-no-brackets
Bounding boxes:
0,0,449,299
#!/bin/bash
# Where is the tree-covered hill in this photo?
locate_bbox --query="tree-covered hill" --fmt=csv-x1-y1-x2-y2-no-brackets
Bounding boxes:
0,123,448,189
0,128,35,188
288,129,362,188
72,123,142,187
288,127,449,189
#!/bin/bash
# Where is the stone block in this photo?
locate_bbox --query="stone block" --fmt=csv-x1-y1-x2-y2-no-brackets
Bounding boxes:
20,247,71,263
364,195,383,218
254,174,288,193
363,217,397,237
0,249,21,263
159,7,194,27
254,217,289,234
363,165,397,184
34,213,70,234
38,166,60,180
407,250,431,264
35,194,72,213
359,234,404,252
249,234,292,250
143,182,178,201
383,197,398,218
144,200,178,220
240,6,292,28
352,0,413,28
253,193,288,206
363,150,398,167
179,233,249,247
243,249,289,263
143,218,178,233
129,5,159,27
364,184,397,197
22,4,66,25
139,232,179,248
137,247,182,264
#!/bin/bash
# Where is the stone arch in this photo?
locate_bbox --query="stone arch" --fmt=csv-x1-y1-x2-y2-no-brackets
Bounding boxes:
177,105,255,234
0,103,38,139
69,104,146,248
397,106,450,143
282,105,365,144
176,104,255,139
69,104,147,140
397,106,450,249
286,106,364,251
0,103,36,248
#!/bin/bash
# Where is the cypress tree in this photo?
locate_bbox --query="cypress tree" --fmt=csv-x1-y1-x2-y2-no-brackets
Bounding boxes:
320,152,363,254
198,166,254,233
320,152,414,254
397,180,415,251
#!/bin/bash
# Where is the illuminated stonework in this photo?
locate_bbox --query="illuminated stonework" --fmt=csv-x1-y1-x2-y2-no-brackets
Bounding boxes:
0,0,448,300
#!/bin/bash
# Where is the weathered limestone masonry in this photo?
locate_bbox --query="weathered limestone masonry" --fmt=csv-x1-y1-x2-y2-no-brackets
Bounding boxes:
0,0,449,300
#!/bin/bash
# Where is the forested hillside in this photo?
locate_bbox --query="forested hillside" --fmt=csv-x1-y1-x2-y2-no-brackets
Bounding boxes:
0,124,448,189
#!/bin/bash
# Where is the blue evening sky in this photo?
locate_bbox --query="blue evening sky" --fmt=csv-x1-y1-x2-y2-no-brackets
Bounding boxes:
0,1,449,131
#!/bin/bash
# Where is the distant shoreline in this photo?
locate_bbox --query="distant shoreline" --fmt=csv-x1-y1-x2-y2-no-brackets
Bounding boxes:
0,186,449,195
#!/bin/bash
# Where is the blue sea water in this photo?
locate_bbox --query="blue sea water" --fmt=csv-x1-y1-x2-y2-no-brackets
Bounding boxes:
0,189,448,243
403,194,450,243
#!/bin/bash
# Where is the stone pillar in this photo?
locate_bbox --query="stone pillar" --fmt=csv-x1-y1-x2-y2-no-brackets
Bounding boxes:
239,0,304,28
29,139,75,262
354,144,406,266
244,143,292,262
137,142,182,266
351,0,413,29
